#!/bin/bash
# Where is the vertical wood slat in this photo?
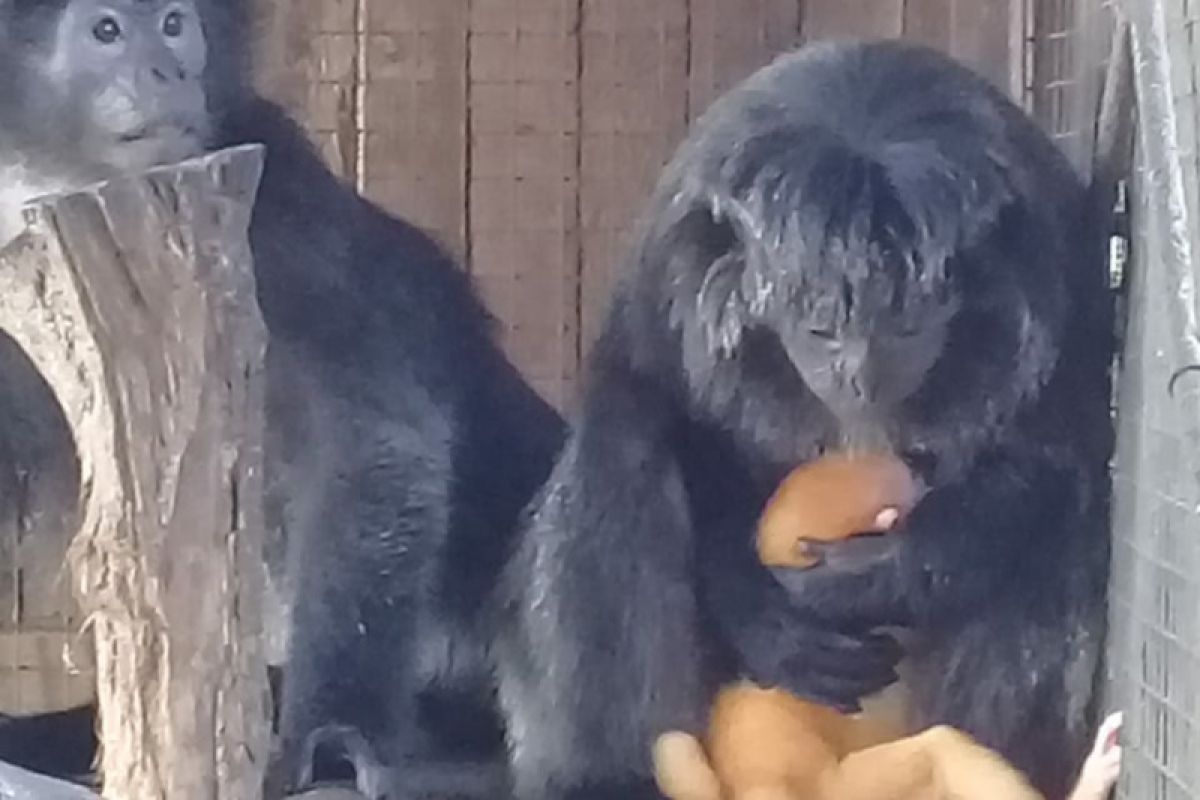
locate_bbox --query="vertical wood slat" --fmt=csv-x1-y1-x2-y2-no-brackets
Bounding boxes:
1030,0,1088,167
363,0,469,256
903,0,953,49
903,0,1020,92
578,0,690,352
0,631,95,715
254,0,359,179
688,0,802,120
468,0,581,408
946,0,1018,91
802,0,904,40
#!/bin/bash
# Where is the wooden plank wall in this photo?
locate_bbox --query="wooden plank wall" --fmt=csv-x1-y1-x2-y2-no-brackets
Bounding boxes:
253,0,1023,410
472,1,580,404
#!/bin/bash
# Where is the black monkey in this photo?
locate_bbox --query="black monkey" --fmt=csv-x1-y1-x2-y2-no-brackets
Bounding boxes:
0,706,96,784
0,0,564,796
495,40,1113,800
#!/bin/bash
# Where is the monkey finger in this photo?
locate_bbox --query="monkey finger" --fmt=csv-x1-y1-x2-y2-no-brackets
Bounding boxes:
862,629,905,663
733,644,869,712
800,534,901,573
788,632,902,696
779,660,899,713
768,560,904,628
740,623,899,711
794,623,901,665
825,628,904,668
872,506,901,531
772,663,871,713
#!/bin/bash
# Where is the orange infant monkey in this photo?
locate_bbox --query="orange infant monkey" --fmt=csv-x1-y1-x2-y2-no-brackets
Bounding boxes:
652,453,1049,800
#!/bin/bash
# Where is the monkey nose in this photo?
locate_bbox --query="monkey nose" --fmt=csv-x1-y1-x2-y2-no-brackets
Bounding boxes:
847,372,867,400
149,64,187,84
834,345,872,400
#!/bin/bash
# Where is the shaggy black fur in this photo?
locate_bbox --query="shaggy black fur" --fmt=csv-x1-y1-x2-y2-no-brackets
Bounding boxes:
495,39,1113,800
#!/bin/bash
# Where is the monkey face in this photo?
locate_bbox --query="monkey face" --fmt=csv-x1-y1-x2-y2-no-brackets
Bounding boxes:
646,40,1073,474
3,0,209,178
678,202,961,429
773,272,960,424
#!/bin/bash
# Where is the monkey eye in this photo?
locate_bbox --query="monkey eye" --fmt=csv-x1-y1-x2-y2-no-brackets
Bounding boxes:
807,327,838,342
162,10,184,37
92,16,123,44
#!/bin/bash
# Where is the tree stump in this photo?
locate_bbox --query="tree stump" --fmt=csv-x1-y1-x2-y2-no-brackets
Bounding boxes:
0,145,271,799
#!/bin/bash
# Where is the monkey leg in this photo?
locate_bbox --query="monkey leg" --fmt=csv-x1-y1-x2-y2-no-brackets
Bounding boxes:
824,724,1044,800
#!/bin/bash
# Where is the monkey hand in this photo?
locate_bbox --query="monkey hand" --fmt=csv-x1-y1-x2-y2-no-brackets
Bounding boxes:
733,591,903,713
768,533,912,631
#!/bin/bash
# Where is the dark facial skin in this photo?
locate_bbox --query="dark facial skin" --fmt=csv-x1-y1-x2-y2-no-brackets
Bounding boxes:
0,0,209,181
779,295,958,426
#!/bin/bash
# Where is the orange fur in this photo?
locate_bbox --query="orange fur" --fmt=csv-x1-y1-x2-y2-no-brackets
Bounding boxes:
653,454,1044,800
756,452,920,568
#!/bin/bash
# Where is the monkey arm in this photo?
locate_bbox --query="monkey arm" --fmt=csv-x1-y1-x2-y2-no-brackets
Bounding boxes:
494,358,719,798
769,445,1088,631
697,500,903,713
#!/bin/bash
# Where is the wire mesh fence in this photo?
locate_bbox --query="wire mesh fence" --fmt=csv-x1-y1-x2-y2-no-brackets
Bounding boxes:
1089,1,1200,797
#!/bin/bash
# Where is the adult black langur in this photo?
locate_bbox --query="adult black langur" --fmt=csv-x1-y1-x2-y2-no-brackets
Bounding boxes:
495,39,1113,800
0,1,565,796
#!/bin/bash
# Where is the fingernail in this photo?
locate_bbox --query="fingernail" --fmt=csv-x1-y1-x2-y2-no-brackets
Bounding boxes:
874,507,899,530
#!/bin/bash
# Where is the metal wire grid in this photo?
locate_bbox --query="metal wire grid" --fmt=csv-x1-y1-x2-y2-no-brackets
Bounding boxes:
1029,0,1085,160
1027,0,1116,171
468,0,581,408
1103,0,1200,796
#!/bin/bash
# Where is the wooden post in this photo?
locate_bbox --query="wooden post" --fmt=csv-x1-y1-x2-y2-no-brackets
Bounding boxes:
0,145,271,799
